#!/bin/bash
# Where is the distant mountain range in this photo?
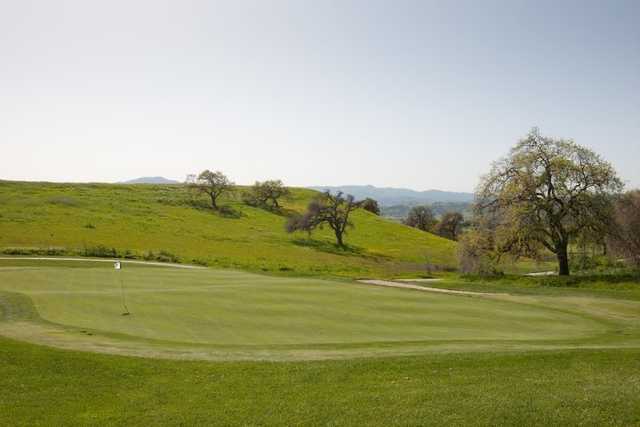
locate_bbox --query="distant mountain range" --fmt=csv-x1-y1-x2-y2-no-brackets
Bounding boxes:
117,180,474,207
308,185,474,206
120,176,180,184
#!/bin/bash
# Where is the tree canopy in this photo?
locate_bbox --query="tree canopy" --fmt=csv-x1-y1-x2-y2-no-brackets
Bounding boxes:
404,206,436,232
475,128,622,275
286,191,360,247
608,190,640,268
434,212,465,241
243,180,291,211
189,170,234,210
360,198,381,215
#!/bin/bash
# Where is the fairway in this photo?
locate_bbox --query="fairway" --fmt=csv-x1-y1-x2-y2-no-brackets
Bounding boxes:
1,259,634,361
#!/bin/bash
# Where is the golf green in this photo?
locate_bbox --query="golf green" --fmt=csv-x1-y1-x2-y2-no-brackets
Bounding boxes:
0,259,618,361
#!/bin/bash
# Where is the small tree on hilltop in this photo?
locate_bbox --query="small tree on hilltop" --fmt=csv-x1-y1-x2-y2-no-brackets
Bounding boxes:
404,206,436,232
475,128,622,276
190,170,234,210
360,198,381,215
243,180,291,211
286,191,360,247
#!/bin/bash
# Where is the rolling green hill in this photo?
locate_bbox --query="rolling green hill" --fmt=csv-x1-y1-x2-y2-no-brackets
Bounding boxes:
0,181,456,278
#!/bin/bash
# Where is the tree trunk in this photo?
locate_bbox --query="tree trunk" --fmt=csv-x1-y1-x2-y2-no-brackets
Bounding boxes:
557,242,570,276
209,193,218,210
335,230,344,247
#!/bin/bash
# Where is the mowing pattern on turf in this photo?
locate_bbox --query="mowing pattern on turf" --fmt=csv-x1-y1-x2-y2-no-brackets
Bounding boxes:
1,259,639,360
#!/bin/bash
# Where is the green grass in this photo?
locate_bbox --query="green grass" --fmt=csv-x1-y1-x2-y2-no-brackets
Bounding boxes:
423,272,640,301
0,181,456,278
1,259,640,424
1,337,640,426
0,260,620,361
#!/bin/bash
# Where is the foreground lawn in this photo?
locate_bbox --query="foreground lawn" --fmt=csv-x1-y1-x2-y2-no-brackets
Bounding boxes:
1,337,639,426
1,259,639,425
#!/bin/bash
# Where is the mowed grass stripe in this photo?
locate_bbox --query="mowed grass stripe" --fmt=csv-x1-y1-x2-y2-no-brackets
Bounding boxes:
0,264,609,349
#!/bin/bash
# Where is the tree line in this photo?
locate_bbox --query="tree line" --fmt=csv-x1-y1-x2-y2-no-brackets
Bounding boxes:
185,127,640,276
186,171,291,213
185,171,380,248
403,206,467,241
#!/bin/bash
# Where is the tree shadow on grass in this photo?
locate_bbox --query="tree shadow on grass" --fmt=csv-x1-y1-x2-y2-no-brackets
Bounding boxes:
183,199,243,219
292,238,389,260
216,206,243,218
243,202,294,217
270,206,296,217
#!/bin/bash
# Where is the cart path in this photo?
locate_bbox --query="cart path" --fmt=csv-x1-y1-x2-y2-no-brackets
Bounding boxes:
357,279,500,296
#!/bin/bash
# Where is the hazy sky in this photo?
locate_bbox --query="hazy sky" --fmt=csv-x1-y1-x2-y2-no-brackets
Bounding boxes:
2,0,639,192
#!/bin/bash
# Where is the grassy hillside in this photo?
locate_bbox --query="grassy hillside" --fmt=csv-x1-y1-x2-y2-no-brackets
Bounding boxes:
0,181,456,278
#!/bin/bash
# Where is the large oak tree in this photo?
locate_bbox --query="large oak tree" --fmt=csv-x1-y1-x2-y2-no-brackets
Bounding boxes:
475,129,622,275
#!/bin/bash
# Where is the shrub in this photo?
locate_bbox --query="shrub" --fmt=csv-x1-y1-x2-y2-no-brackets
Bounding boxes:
156,250,180,263
2,248,33,256
143,250,180,263
608,190,640,268
83,245,117,258
1,247,66,256
121,249,137,259
458,229,502,275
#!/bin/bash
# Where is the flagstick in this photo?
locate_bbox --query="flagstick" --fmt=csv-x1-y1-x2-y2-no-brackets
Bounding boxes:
115,261,130,316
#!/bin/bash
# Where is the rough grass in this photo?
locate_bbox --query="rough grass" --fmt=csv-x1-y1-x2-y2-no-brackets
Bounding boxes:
1,337,639,426
426,272,640,301
0,181,456,278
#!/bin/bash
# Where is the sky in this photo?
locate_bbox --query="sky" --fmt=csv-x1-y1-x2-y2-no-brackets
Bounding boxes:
1,0,639,192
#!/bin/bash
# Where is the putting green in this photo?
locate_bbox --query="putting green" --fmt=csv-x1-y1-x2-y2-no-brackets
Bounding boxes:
0,259,623,360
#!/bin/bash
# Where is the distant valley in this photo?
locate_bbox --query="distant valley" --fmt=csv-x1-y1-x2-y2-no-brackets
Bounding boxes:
308,185,474,219
307,185,474,206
